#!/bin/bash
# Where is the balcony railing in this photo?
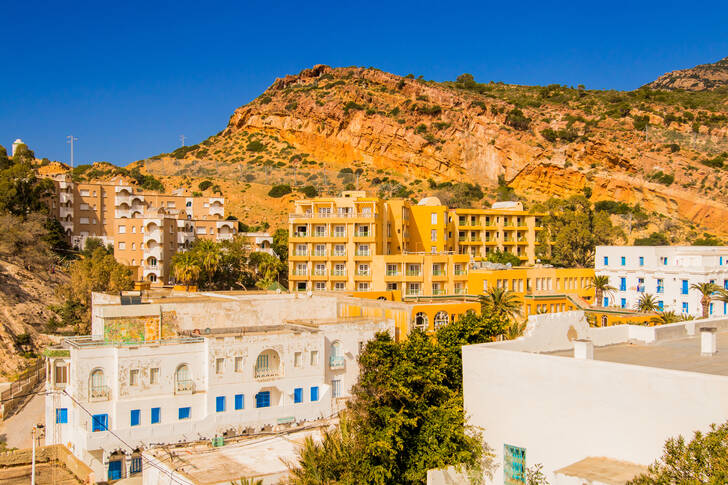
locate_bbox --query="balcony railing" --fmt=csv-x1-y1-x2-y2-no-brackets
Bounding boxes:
333,251,346,257
255,368,281,379
356,270,370,276
314,269,327,276
293,232,308,238
89,385,110,402
333,232,346,238
293,269,308,276
313,250,327,257
405,290,423,296
432,289,445,295
432,269,445,276
332,269,346,276
329,356,345,369
355,231,370,237
355,251,370,257
454,269,466,276
314,231,329,237
406,270,421,277
454,287,466,295
175,379,194,394
386,270,399,276
294,250,308,256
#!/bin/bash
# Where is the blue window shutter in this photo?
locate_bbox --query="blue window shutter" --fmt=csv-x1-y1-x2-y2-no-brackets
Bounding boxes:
92,413,108,432
603,297,608,307
56,408,68,424
216,396,226,412
658,301,663,311
255,391,270,408
151,407,160,424
108,460,123,480
179,407,191,420
620,298,626,309
603,256,608,265
639,256,644,266
234,394,244,410
130,409,141,427
294,388,303,403
710,303,714,315
621,256,625,266
310,386,319,402
682,280,688,294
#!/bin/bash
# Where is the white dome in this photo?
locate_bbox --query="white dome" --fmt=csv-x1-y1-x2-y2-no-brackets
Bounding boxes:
14,138,23,144
417,196,443,206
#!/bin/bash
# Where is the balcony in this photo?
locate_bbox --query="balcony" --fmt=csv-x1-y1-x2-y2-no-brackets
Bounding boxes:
432,289,446,296
294,250,308,257
356,270,370,277
292,231,309,239
217,233,233,241
254,368,281,380
405,289,423,297
59,192,73,204
386,270,400,277
89,385,110,402
355,251,371,257
329,356,345,370
332,251,346,258
313,231,329,238
313,269,327,276
293,269,308,276
332,269,346,277
454,287,466,295
332,231,346,238
406,270,422,277
432,269,446,277
454,269,466,276
143,230,162,243
175,379,194,394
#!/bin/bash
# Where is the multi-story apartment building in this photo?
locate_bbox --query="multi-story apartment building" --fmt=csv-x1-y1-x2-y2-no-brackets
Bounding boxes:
44,291,401,481
43,173,235,284
596,246,728,317
288,191,544,297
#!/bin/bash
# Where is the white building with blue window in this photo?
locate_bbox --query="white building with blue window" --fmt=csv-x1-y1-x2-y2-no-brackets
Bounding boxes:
595,246,728,318
44,291,402,481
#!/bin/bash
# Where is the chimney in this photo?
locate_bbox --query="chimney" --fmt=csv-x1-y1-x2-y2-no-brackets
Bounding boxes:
573,339,594,360
700,327,718,356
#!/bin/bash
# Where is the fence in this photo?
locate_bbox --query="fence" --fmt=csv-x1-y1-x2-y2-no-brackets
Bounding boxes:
0,359,45,421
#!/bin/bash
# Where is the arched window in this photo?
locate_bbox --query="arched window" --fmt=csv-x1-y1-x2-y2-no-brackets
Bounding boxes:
175,364,192,392
89,368,108,400
414,312,428,331
255,350,281,378
148,273,157,282
331,341,342,357
434,311,449,330
601,315,608,327
90,369,104,388
147,257,157,267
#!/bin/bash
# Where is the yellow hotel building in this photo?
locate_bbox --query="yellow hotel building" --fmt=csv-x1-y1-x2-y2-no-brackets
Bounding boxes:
288,190,551,297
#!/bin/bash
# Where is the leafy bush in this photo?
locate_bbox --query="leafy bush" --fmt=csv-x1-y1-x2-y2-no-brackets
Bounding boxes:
634,232,669,246
414,124,428,134
647,171,674,186
198,180,213,191
594,200,632,215
505,108,531,131
633,115,650,131
343,101,365,114
701,152,727,169
285,101,298,111
260,96,272,104
246,140,266,153
300,185,318,198
268,184,292,198
666,143,680,153
693,233,723,246
541,128,557,142
487,250,522,266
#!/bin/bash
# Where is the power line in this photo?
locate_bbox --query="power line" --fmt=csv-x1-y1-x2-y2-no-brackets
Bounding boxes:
61,389,186,485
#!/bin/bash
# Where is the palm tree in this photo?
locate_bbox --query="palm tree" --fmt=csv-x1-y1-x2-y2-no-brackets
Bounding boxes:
690,282,719,319
505,319,528,340
172,252,200,290
590,275,615,307
231,478,263,485
651,310,683,326
196,239,222,280
636,293,659,313
479,287,522,321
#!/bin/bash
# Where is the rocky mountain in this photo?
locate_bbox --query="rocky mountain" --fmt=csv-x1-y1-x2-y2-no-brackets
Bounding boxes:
644,56,728,91
115,63,728,241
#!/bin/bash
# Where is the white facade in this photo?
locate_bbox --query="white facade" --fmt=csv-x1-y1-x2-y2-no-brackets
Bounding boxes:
595,245,728,317
45,292,398,481
462,311,728,484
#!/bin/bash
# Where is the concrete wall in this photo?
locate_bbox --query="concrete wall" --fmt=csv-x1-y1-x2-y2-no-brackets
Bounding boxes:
462,313,728,484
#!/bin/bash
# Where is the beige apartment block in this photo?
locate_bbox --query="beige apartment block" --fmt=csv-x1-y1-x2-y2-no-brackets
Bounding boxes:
44,173,235,284
288,191,544,297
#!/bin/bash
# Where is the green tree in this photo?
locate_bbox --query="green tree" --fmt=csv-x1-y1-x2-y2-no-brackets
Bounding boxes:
172,252,201,289
628,421,728,484
272,228,288,262
691,282,719,319
591,275,616,307
486,249,521,266
435,311,509,390
535,196,622,267
637,293,659,313
478,287,522,321
288,327,497,484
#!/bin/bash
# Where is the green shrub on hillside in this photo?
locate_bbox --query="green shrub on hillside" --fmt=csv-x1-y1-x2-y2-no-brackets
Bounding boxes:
268,184,292,198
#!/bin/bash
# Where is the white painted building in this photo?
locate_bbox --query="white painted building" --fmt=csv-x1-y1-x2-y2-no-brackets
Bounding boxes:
44,291,405,481
595,245,728,317
462,311,728,484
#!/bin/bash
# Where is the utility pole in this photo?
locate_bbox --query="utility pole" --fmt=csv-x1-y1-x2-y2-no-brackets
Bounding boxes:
66,135,78,168
179,134,186,146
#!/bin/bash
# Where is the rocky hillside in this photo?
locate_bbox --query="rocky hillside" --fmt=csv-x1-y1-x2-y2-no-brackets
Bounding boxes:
645,56,728,91
0,259,65,376
109,63,728,240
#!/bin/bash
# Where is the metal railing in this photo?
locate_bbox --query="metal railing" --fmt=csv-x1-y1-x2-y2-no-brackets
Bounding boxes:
332,270,346,276
329,356,345,369
254,368,281,379
293,269,308,276
406,270,422,276
90,385,111,401
314,269,327,276
356,270,370,276
175,379,194,394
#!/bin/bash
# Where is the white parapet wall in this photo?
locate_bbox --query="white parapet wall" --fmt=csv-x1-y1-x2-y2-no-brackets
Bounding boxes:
463,311,728,484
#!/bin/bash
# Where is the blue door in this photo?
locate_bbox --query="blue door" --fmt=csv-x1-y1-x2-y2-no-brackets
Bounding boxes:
255,391,271,408
108,460,123,480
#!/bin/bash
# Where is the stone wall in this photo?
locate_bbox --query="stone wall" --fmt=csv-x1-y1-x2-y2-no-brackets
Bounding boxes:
0,444,94,484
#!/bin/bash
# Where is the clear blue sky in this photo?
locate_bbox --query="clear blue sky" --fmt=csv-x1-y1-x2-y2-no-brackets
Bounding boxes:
2,0,726,166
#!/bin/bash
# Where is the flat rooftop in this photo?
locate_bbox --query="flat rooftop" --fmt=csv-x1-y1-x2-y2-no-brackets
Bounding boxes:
554,457,649,485
549,330,728,376
147,428,324,484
